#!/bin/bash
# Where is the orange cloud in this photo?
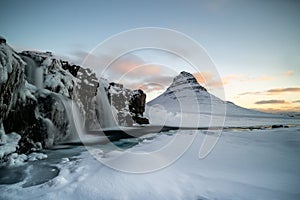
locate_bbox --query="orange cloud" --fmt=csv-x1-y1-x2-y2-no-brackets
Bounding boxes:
193,72,274,89
193,72,224,88
221,74,245,85
193,72,214,84
250,75,274,82
108,54,163,77
283,70,294,77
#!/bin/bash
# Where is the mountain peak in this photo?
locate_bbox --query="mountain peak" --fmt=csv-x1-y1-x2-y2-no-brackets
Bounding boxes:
179,71,193,76
169,71,207,92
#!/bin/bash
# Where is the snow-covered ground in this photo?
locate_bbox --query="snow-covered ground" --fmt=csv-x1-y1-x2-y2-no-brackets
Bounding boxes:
1,125,300,200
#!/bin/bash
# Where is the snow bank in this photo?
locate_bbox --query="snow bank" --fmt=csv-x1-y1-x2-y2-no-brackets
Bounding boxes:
1,127,299,199
5,153,28,166
27,152,48,162
0,121,46,166
145,104,300,128
2,152,48,167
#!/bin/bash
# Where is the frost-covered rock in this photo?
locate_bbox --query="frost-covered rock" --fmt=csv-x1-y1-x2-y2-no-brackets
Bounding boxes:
5,153,27,166
107,82,134,126
0,123,21,160
2,152,47,166
27,152,47,161
106,82,149,126
0,43,25,120
75,67,99,129
0,39,149,159
1,47,85,154
21,51,75,97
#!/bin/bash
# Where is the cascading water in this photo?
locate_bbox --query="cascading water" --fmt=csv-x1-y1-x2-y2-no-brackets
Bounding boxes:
95,81,118,129
58,95,86,141
40,93,86,145
22,55,44,89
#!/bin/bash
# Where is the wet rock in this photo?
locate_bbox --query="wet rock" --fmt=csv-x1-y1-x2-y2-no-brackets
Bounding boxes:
271,125,285,128
107,83,149,126
129,89,149,125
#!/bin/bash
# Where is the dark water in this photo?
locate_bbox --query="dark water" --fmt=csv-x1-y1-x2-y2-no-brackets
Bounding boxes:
0,146,83,187
0,166,27,184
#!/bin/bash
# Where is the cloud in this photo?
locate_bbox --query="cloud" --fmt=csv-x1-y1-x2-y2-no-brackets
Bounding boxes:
221,74,244,85
255,100,288,104
70,50,112,74
107,54,164,78
239,87,300,96
136,83,166,93
267,87,300,94
250,75,274,82
193,72,225,88
252,106,300,113
127,75,173,91
193,72,275,89
283,70,294,77
70,49,175,80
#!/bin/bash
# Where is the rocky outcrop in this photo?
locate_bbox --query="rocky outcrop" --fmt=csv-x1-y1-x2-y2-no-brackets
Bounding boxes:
0,36,6,44
0,43,25,120
129,90,149,125
1,49,80,155
0,43,26,156
75,67,99,129
107,82,149,126
0,40,149,162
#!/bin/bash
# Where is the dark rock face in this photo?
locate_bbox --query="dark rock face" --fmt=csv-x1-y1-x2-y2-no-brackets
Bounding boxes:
129,90,149,125
271,125,288,129
61,60,80,77
107,83,149,126
0,36,6,44
3,90,46,154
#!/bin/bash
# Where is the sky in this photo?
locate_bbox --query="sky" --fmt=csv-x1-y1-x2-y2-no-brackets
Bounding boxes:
1,0,300,113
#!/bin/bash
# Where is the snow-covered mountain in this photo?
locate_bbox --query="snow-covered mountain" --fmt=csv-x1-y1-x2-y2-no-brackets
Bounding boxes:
147,71,276,127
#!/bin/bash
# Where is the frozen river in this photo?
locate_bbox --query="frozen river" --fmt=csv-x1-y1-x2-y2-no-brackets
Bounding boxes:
1,123,300,200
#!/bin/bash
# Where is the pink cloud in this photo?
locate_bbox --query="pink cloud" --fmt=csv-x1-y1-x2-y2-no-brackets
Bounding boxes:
193,72,224,88
193,72,274,89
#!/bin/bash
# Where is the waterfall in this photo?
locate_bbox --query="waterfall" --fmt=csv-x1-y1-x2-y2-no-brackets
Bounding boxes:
22,55,44,89
58,95,86,140
95,81,118,128
42,93,86,144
